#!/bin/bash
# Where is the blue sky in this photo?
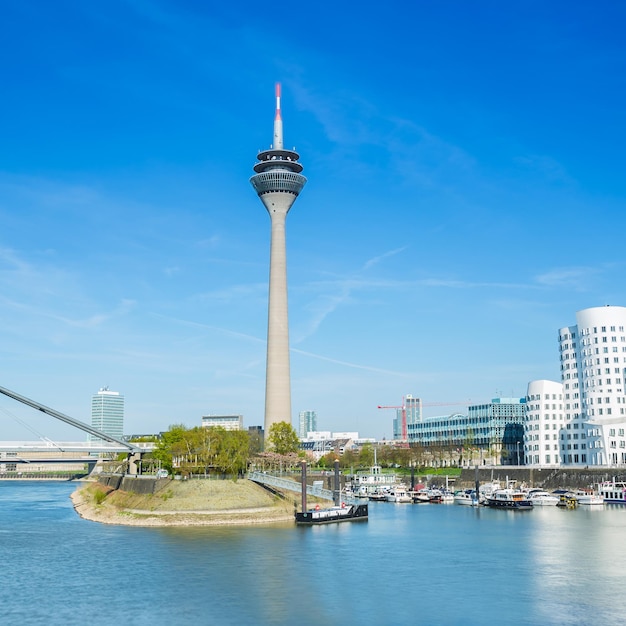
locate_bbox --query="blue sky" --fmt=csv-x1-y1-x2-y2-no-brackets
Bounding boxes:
1,1,625,441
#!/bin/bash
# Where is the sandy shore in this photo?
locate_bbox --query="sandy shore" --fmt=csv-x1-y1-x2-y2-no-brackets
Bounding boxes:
71,479,298,527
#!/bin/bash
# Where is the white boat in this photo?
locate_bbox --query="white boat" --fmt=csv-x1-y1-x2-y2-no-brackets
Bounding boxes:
426,488,444,503
368,487,389,501
411,489,431,503
527,490,559,506
573,490,604,506
597,481,626,504
453,489,478,506
478,481,501,503
440,489,455,503
385,485,412,503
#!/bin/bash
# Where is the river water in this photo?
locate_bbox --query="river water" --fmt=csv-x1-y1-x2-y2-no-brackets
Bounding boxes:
1,481,626,626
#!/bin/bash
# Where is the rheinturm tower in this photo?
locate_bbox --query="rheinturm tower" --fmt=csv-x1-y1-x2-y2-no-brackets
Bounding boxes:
250,83,306,436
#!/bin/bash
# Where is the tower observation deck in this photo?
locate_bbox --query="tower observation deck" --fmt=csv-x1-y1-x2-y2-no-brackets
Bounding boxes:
250,83,306,439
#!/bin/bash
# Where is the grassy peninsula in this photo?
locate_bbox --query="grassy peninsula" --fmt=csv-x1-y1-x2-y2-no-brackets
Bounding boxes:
71,479,299,527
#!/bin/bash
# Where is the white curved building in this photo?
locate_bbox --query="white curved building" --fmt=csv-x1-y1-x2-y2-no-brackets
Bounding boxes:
527,305,626,467
525,380,563,466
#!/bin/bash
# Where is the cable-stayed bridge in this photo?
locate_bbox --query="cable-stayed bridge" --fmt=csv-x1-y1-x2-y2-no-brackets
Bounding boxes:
0,385,145,473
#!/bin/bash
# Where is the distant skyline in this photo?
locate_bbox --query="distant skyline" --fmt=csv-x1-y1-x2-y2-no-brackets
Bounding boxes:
1,2,625,441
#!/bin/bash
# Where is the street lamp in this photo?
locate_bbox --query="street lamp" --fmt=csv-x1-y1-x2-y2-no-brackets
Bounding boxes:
516,441,521,466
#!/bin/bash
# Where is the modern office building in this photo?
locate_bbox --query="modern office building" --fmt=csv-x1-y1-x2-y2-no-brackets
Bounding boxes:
90,387,124,442
298,410,317,439
526,305,626,467
407,397,525,465
201,414,243,431
250,84,306,436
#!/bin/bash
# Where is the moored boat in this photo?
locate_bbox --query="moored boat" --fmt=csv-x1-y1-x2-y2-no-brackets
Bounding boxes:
484,488,533,510
385,485,412,503
440,489,455,503
427,489,444,503
572,490,604,506
368,488,389,502
411,489,431,503
295,503,369,525
527,489,559,506
453,489,478,506
554,490,578,508
597,481,626,504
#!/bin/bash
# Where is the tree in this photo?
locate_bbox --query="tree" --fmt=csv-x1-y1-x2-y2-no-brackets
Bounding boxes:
339,448,358,469
267,421,300,455
215,430,250,475
152,424,188,473
153,424,253,475
358,443,375,468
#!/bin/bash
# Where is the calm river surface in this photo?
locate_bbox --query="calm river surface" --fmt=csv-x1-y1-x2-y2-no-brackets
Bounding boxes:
2,481,626,626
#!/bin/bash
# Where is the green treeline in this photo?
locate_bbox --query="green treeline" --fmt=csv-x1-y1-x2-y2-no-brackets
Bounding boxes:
151,425,252,475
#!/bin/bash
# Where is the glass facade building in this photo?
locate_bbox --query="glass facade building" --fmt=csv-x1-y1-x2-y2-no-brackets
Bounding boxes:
298,410,317,439
407,397,525,465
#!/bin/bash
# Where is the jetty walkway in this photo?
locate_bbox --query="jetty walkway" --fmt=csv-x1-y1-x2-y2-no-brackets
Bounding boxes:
248,471,360,505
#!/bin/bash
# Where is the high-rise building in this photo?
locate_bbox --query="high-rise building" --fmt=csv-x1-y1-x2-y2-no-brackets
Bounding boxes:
250,84,306,435
298,410,317,439
526,305,626,467
91,387,124,442
392,395,423,439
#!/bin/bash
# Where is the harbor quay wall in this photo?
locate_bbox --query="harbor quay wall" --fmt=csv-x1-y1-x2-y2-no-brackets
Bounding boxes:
95,473,244,494
458,467,626,491
97,474,161,494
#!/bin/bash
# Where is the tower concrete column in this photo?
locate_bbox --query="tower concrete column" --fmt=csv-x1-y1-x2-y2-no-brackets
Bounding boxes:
265,207,291,425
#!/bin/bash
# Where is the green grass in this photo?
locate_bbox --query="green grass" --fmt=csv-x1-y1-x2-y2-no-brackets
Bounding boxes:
93,489,108,505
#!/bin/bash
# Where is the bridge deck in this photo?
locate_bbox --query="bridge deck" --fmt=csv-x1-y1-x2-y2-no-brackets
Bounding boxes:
248,471,359,505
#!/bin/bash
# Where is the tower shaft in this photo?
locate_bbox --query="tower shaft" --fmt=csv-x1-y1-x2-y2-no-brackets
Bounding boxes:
265,206,290,425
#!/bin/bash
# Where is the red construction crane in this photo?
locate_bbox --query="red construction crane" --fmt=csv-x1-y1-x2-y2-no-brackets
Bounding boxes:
377,396,410,441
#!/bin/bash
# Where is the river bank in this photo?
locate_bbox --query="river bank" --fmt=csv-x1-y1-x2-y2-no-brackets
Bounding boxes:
71,478,299,527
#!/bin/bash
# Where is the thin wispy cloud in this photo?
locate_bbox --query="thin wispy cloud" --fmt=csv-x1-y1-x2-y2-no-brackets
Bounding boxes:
151,313,266,345
362,246,407,271
295,247,409,342
53,299,137,329
535,267,598,290
292,347,415,378
192,282,267,304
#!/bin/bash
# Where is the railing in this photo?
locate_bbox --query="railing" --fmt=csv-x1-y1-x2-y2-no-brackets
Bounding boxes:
248,471,360,505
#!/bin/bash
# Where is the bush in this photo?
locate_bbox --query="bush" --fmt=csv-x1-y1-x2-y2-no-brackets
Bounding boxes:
93,489,108,505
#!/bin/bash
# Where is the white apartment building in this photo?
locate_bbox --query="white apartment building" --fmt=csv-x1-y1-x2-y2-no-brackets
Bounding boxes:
201,415,243,430
525,380,565,466
526,305,626,467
